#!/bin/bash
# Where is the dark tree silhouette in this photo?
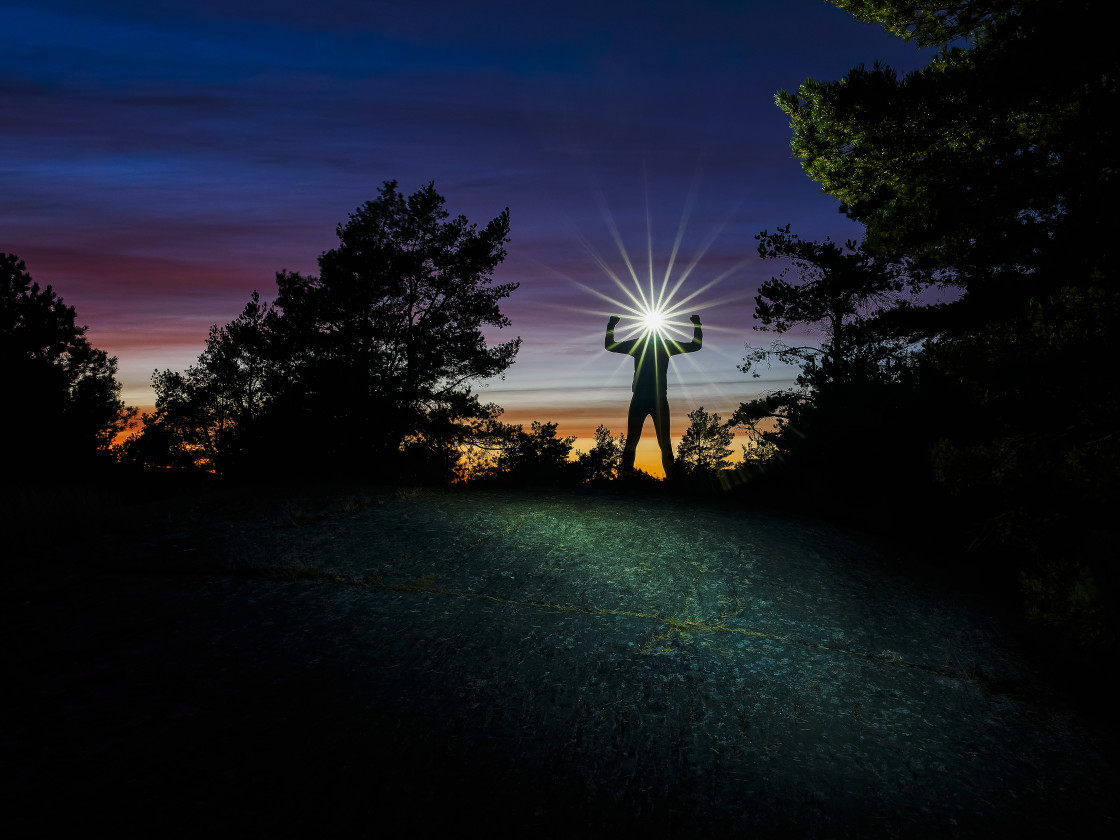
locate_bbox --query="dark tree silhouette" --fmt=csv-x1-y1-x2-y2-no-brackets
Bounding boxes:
779,0,1116,326
2,253,131,475
768,0,1119,647
121,292,282,472
130,182,520,479
575,424,626,483
273,181,520,475
676,407,734,475
732,228,916,468
744,226,908,385
466,418,577,485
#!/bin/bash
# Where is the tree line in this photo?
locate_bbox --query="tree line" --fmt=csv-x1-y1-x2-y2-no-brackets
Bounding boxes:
3,181,735,488
2,252,132,477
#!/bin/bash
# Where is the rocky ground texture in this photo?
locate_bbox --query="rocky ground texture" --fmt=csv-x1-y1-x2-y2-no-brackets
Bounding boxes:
4,485,1115,836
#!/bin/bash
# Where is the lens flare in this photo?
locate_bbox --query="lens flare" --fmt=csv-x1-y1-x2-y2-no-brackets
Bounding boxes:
567,179,750,348
558,173,753,375
639,304,669,336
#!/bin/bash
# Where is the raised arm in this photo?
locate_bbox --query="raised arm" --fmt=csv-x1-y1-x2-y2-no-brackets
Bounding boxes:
605,315,633,353
681,314,703,353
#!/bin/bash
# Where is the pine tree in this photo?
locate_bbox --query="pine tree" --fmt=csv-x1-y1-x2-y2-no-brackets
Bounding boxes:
676,407,734,474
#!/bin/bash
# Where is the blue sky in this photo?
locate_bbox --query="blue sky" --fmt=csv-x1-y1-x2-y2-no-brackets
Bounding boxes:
2,0,936,471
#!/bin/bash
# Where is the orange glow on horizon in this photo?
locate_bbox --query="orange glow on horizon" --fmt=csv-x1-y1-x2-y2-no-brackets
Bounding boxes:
112,404,741,479
503,405,744,480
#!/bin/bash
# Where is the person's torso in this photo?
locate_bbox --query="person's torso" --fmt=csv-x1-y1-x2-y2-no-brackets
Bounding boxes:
631,340,672,393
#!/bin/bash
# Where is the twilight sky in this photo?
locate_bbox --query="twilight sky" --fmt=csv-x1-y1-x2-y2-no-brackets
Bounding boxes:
2,0,935,473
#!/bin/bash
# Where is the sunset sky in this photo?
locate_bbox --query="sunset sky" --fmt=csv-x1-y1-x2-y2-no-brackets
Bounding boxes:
3,0,936,474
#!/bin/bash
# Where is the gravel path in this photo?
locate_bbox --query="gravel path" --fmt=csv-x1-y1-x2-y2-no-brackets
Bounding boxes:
4,486,1114,836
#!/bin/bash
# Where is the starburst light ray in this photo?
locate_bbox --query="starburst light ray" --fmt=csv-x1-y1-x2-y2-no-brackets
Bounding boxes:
542,171,754,395
584,178,752,343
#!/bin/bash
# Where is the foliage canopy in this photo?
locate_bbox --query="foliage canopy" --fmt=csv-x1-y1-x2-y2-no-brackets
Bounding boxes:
2,253,131,474
779,0,1116,327
128,182,521,479
745,0,1119,647
676,407,734,475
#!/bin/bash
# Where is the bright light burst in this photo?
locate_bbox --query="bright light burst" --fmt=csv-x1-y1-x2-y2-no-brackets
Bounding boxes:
627,288,690,341
565,177,751,347
581,213,728,344
555,174,754,374
638,303,669,336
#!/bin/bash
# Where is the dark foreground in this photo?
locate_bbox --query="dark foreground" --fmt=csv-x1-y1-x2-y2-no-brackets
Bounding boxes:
3,485,1115,836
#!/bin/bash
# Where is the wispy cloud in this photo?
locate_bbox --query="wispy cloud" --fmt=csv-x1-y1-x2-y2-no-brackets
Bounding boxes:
2,0,935,417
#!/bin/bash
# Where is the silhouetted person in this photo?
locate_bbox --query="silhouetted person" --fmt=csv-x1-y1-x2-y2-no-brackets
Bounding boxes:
606,313,702,476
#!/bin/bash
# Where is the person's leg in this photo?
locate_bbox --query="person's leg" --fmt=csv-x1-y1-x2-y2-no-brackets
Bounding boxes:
622,393,649,472
652,394,674,476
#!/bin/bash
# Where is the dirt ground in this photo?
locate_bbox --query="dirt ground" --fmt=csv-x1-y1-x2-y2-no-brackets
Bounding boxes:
3,484,1116,836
